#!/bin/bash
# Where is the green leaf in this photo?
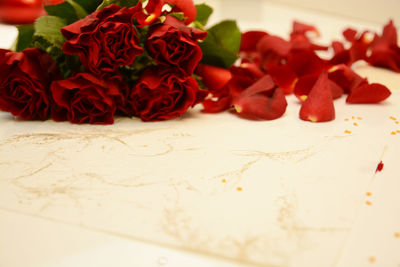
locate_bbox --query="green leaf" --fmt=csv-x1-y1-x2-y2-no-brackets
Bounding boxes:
67,0,88,19
15,25,34,52
74,0,103,13
199,20,241,68
34,16,67,48
32,16,67,60
97,0,139,10
169,12,186,21
44,0,87,24
195,3,213,26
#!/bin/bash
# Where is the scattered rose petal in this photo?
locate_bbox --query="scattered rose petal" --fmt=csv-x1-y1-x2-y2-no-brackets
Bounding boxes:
290,21,327,52
376,161,384,172
287,50,326,77
201,72,254,113
257,35,291,69
346,83,391,104
236,63,265,79
368,20,400,72
232,75,287,120
292,21,320,36
294,74,343,101
196,64,232,92
299,71,335,122
328,64,366,93
202,95,232,113
267,65,298,94
240,31,269,53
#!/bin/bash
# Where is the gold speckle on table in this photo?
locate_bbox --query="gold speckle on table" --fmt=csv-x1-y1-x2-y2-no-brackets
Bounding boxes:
390,116,398,121
345,130,352,134
221,179,227,183
353,122,358,126
366,200,372,206
391,131,397,135
394,232,400,238
366,192,372,196
236,187,243,192
368,256,376,263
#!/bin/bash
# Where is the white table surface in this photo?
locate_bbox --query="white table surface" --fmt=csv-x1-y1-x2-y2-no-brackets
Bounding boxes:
1,1,400,267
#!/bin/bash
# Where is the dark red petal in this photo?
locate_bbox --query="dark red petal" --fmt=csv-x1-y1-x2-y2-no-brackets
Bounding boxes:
232,75,287,120
343,28,358,42
226,75,255,99
240,31,269,52
368,50,400,72
376,161,384,172
329,80,345,100
202,95,231,113
292,21,320,36
368,20,400,72
257,35,291,68
332,41,346,54
257,35,291,56
328,64,366,93
236,75,275,97
346,83,391,104
287,50,325,77
299,72,335,122
378,20,398,47
233,63,265,79
294,74,343,101
268,65,298,94
196,64,232,92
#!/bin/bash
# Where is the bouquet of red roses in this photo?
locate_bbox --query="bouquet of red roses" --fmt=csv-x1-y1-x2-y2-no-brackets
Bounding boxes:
0,0,398,125
0,0,240,124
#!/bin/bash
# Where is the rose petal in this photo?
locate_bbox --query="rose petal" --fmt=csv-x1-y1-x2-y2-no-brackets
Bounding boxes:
257,35,291,69
166,0,197,24
328,64,366,93
294,74,343,101
299,71,335,122
343,28,358,42
232,63,264,80
368,20,400,72
287,50,325,77
292,21,320,36
346,83,391,104
267,65,298,94
240,31,269,52
202,96,231,113
196,64,232,92
232,75,287,120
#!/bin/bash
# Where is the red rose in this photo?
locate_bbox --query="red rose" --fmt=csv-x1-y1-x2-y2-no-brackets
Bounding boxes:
127,66,205,121
136,0,197,27
61,4,143,76
51,73,125,124
0,48,59,120
146,15,207,75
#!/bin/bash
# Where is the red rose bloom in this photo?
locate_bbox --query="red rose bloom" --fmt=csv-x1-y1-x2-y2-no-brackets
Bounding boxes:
127,66,205,121
61,4,143,76
146,15,207,75
0,48,59,120
51,73,125,124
